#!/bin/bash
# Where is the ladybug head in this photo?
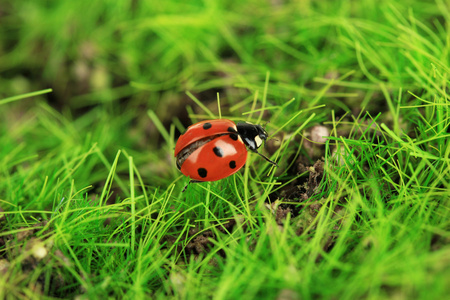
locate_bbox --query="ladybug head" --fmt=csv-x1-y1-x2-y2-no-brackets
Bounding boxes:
236,122,269,151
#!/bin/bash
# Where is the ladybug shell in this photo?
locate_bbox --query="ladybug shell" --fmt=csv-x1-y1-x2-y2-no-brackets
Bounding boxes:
179,134,248,181
174,119,238,157
175,119,248,182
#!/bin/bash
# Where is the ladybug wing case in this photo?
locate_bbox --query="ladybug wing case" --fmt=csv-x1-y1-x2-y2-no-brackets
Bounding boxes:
174,119,237,157
180,135,247,181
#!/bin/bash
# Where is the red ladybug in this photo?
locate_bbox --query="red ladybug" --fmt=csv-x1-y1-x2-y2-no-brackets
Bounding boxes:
174,119,278,189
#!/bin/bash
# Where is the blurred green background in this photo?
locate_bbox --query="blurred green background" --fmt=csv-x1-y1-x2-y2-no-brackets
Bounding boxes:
4,0,439,113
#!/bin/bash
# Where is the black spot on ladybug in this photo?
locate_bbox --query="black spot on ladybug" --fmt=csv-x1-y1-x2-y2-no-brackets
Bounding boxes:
213,147,224,157
228,127,237,133
229,160,236,169
203,123,212,130
198,168,207,178
229,134,238,141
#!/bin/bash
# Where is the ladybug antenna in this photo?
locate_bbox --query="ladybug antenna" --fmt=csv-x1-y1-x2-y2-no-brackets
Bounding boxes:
254,150,279,167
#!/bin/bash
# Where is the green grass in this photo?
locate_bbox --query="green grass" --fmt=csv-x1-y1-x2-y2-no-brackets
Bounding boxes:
1,0,449,299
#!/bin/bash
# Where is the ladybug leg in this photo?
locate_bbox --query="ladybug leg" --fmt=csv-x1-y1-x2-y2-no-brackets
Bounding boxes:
252,150,279,167
182,179,203,192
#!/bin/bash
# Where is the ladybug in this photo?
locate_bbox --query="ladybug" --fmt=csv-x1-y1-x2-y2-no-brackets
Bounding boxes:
174,119,278,189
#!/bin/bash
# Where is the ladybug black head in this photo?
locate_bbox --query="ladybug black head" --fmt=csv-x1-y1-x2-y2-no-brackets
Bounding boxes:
236,122,268,151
